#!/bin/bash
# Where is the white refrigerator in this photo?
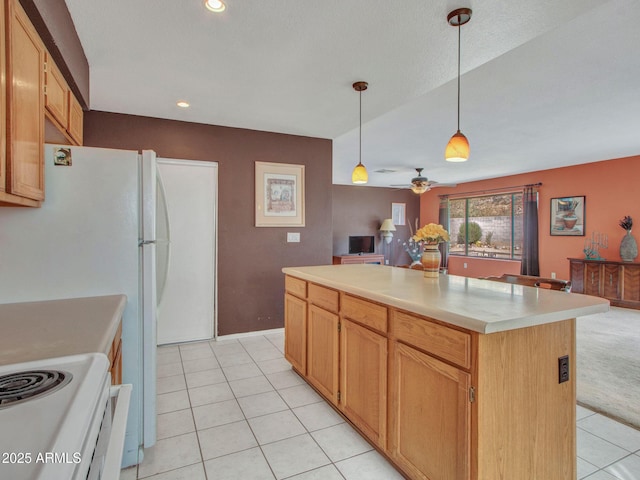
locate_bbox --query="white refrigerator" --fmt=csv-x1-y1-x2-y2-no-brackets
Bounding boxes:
0,144,157,467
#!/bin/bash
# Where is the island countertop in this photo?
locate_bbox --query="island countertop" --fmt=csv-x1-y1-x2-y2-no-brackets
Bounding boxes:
0,295,126,365
282,264,609,333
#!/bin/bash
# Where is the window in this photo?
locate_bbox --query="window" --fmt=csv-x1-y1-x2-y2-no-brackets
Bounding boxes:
448,193,523,259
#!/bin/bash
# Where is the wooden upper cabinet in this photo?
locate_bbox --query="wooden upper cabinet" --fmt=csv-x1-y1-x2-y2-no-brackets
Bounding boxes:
5,0,45,202
43,51,83,146
44,52,69,129
1,0,6,194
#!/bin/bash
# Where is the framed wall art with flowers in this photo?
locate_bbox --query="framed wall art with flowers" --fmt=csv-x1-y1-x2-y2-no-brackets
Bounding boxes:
255,162,305,227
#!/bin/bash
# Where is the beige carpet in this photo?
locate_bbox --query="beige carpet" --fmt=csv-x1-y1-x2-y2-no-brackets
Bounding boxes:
577,306,640,429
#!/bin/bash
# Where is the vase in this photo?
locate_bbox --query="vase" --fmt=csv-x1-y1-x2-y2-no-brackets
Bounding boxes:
420,244,441,278
620,230,638,262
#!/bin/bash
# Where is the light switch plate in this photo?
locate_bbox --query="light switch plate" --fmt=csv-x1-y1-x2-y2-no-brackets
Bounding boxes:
287,232,300,243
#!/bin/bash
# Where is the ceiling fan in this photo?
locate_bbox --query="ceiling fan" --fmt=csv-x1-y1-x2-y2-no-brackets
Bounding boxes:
392,168,456,195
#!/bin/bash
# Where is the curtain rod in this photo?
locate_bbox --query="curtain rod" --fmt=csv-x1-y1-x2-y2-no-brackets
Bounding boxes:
438,182,542,199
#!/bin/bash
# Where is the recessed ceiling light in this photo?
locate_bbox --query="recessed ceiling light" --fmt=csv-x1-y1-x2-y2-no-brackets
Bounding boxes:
204,0,226,12
177,101,190,108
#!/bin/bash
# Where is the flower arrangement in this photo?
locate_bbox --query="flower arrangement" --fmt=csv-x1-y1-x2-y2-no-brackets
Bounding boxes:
619,216,633,231
413,223,450,245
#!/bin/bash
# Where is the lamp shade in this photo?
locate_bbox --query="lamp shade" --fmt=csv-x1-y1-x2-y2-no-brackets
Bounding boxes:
352,163,369,184
380,219,396,232
445,130,470,162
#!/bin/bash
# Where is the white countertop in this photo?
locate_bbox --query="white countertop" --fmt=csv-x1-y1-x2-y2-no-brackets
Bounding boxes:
0,295,126,365
282,265,609,333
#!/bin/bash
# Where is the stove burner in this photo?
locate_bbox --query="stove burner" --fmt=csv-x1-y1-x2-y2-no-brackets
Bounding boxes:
0,370,72,408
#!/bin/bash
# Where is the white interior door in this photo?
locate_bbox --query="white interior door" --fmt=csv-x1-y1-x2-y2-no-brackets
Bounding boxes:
156,159,217,345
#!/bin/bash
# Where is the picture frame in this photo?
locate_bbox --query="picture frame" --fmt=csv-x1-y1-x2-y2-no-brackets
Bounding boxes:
391,203,406,226
255,161,305,227
550,196,585,236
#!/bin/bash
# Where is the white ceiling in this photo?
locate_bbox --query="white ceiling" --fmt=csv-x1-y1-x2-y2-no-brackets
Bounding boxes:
64,0,640,189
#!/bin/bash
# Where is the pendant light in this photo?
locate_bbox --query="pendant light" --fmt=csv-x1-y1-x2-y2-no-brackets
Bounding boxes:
445,8,472,162
351,81,369,184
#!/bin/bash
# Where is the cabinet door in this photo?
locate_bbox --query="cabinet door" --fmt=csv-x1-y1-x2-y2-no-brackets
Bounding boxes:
623,265,640,303
6,0,45,200
0,0,6,193
44,52,69,128
584,263,601,296
307,304,339,403
389,342,471,480
68,90,83,145
284,293,307,374
602,264,620,300
569,260,584,294
340,319,387,448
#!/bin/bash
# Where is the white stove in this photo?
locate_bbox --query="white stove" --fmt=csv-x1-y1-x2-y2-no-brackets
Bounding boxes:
0,353,131,480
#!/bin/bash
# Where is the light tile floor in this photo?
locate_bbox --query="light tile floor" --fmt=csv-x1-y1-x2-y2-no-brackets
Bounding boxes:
120,332,640,480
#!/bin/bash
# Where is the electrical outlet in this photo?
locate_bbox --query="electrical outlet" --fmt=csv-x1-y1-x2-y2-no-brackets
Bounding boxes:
551,272,557,279
463,262,468,269
287,232,300,243
558,355,570,383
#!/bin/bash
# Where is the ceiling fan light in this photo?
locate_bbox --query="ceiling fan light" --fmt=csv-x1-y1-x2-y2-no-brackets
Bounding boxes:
204,0,226,12
411,184,428,194
445,130,470,162
352,163,369,184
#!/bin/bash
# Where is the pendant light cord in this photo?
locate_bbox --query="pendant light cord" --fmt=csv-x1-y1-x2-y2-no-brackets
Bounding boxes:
359,89,362,165
457,19,461,132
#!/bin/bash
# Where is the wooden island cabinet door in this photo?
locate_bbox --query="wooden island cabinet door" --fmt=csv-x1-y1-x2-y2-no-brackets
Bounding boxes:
284,293,307,374
389,341,471,480
306,304,339,403
339,318,387,448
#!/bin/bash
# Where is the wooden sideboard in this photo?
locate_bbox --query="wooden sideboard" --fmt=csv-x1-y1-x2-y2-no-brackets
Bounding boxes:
332,254,384,265
569,258,640,309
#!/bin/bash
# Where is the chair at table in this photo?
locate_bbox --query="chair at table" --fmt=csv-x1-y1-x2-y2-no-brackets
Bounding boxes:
482,273,572,292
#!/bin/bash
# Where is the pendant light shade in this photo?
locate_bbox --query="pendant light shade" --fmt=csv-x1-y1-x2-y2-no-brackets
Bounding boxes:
446,8,472,162
352,163,368,184
445,130,470,162
351,81,369,184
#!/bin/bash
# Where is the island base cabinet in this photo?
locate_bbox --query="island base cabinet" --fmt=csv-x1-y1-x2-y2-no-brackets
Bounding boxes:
284,293,307,374
339,318,387,448
306,304,339,403
389,341,471,480
476,319,576,480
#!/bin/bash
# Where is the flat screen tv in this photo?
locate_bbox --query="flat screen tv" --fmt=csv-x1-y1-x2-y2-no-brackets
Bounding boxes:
348,235,375,254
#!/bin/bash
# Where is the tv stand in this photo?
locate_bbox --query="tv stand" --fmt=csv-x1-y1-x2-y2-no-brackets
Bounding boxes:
333,254,384,265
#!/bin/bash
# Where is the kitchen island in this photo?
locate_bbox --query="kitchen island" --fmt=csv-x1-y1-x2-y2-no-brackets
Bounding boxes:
0,295,126,383
282,264,609,480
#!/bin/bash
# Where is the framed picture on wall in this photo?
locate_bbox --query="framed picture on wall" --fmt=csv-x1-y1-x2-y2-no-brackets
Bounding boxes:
392,203,406,226
255,161,305,227
550,196,585,236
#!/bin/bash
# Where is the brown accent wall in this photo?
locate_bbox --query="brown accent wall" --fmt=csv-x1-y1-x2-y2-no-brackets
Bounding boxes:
332,185,421,266
84,111,332,336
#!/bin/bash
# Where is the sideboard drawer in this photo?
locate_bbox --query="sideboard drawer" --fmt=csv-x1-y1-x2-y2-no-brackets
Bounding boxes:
391,310,471,369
